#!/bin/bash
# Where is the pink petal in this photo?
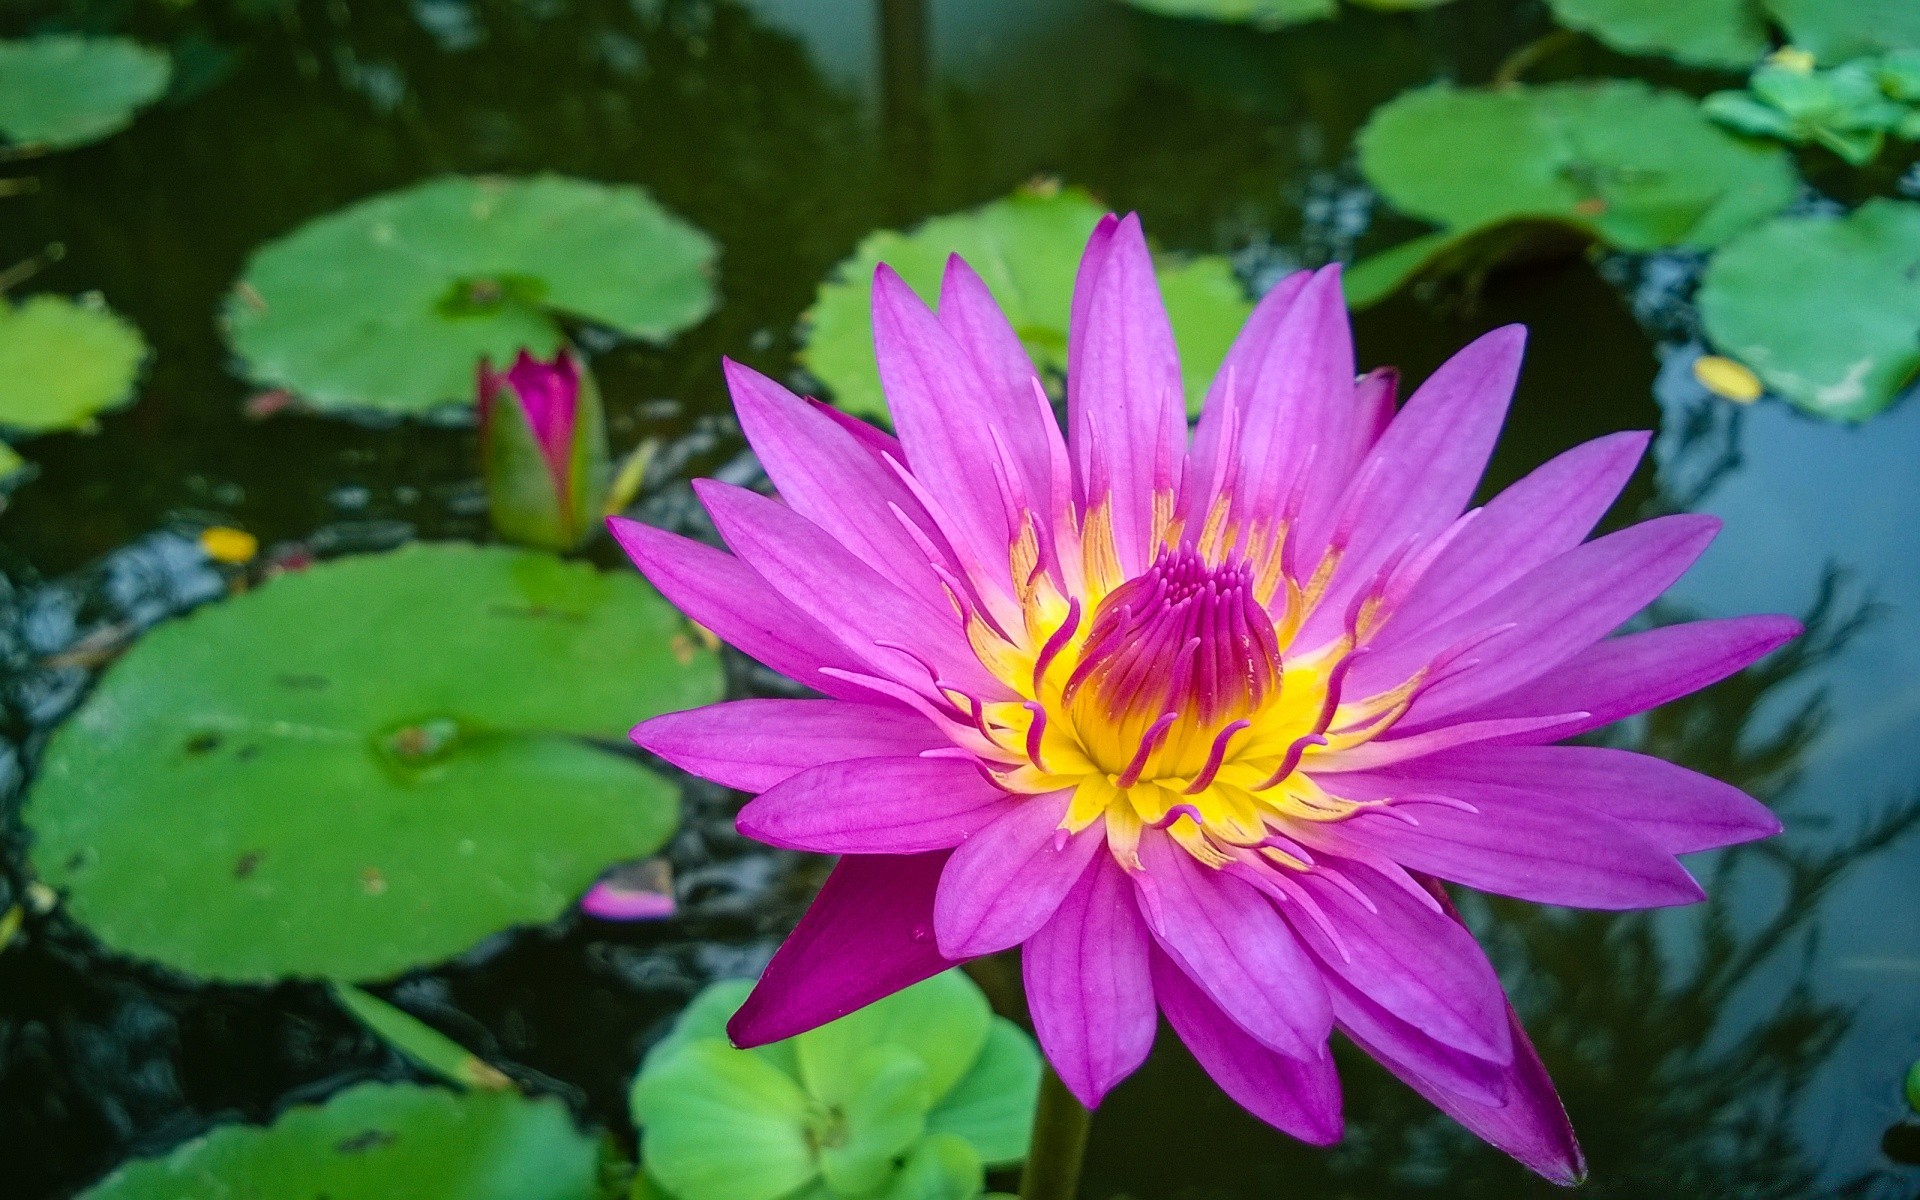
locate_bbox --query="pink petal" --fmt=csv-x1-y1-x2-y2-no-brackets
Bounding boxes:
871,266,1024,591
933,791,1100,958
1351,365,1399,454
1327,971,1508,1107
1132,831,1333,1060
1449,615,1802,740
1285,859,1511,1063
1024,855,1157,1108
695,479,1005,699
632,699,946,793
1150,948,1343,1146
1303,779,1705,909
1296,325,1523,648
1383,430,1649,639
808,397,903,462
1365,514,1722,722
1390,744,1781,854
606,516,868,701
725,359,956,613
1185,269,1312,523
1066,214,1186,574
736,755,1017,854
729,852,958,1047
936,255,1054,503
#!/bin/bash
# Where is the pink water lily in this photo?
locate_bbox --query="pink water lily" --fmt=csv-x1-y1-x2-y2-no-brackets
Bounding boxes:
611,214,1794,1183
478,347,610,551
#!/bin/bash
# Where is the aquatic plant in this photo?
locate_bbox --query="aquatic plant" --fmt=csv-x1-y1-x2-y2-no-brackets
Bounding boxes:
613,213,1797,1185
478,347,612,552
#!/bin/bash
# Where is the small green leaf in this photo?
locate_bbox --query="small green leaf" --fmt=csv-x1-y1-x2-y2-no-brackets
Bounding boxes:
633,1040,818,1200
801,184,1250,421
925,1021,1041,1167
878,1135,985,1200
76,1082,599,1200
1344,219,1593,308
797,972,990,1106
1906,1059,1920,1113
816,1045,932,1197
0,443,28,489
225,175,717,415
1703,91,1800,138
1113,0,1338,27
1698,199,1920,420
330,983,510,1091
1547,0,1769,69
0,294,148,434
0,36,171,150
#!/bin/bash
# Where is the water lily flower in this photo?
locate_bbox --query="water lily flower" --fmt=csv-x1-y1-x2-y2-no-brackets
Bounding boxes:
611,215,1796,1183
477,347,610,551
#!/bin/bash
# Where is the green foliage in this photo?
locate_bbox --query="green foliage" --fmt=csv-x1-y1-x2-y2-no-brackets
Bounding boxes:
224,175,717,415
0,36,171,150
1350,80,1797,305
631,972,1041,1200
1698,199,1920,420
802,184,1249,421
1705,53,1920,164
481,353,613,553
1765,0,1920,64
1547,0,1771,69
27,543,719,981
1116,0,1453,27
330,983,512,1091
0,294,148,433
76,1082,600,1199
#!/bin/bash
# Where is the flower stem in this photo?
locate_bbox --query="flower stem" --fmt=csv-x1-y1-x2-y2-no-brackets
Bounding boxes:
1019,1063,1091,1200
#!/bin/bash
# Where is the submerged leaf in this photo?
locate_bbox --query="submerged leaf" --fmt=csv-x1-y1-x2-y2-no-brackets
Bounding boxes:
802,184,1250,420
0,36,171,150
0,294,148,434
27,543,719,981
225,175,717,415
1698,198,1920,420
76,1082,599,1200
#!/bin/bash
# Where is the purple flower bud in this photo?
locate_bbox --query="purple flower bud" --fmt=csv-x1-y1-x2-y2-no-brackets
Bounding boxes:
477,347,610,552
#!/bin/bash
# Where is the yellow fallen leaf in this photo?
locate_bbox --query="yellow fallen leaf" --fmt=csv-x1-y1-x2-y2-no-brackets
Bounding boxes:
199,526,259,564
1693,355,1763,404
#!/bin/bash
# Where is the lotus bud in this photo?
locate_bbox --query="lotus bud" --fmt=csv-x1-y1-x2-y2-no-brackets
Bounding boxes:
477,347,610,552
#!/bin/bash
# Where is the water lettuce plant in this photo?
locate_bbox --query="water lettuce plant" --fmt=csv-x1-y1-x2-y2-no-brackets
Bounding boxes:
1349,81,1795,305
615,212,1794,1183
1698,198,1920,419
479,347,612,552
1705,50,1920,164
0,292,147,432
27,543,718,981
0,36,171,151
631,971,1038,1200
75,1082,600,1200
224,175,717,414
803,183,1248,421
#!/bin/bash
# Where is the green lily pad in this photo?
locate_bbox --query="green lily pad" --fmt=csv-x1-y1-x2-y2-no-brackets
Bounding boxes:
0,294,148,434
632,971,1040,1200
27,542,720,982
1351,80,1797,304
1764,0,1920,63
801,184,1250,421
1115,0,1337,27
77,1082,600,1200
224,175,718,415
0,36,171,150
1698,199,1920,420
1546,0,1771,69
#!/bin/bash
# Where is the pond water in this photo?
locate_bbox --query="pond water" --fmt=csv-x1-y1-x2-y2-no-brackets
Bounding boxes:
2,0,1918,1197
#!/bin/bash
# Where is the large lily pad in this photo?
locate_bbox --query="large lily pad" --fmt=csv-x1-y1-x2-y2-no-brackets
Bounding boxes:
28,542,721,982
1546,0,1771,69
0,36,171,150
1764,0,1920,64
1697,199,1920,420
802,184,1250,421
77,1082,600,1200
0,294,148,433
224,175,718,415
1350,80,1797,305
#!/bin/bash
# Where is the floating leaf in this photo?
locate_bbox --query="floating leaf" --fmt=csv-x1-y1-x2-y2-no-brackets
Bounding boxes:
76,1082,599,1200
330,983,511,1091
632,971,1040,1200
802,184,1250,421
1114,0,1337,27
0,294,148,434
1698,199,1920,420
1546,0,1770,69
1351,81,1797,304
1764,0,1920,64
225,175,718,415
0,36,171,150
28,542,720,981
0,443,26,488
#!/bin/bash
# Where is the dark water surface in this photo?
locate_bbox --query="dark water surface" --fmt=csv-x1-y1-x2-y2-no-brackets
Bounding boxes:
2,1,1917,1197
